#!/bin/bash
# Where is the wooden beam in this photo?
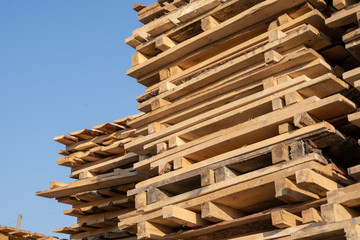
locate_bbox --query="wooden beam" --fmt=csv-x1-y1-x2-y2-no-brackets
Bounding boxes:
275,178,320,203
201,16,219,31
201,169,215,186
348,164,360,182
137,221,173,240
295,168,340,196
162,205,208,227
301,207,322,223
321,203,360,223
215,166,237,182
201,202,245,222
271,209,302,228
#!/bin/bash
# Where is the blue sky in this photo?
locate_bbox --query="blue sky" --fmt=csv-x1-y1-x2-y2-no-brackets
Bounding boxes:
0,1,149,238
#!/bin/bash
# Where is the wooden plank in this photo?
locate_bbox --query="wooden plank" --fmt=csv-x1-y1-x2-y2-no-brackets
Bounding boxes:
349,164,360,181
295,168,341,196
70,153,138,179
54,135,78,145
36,170,145,198
301,208,322,223
127,0,316,79
178,0,221,22
162,205,208,227
137,221,173,240
327,182,360,207
271,209,302,228
275,178,320,203
291,217,360,239
333,0,359,10
201,202,245,222
321,203,360,223
325,2,360,27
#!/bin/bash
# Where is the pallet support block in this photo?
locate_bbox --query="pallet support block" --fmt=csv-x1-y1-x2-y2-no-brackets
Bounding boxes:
162,205,208,228
201,202,245,223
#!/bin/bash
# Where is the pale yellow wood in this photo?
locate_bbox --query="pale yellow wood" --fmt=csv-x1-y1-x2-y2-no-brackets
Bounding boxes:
278,122,296,134
201,169,215,186
168,136,185,149
201,202,245,222
301,207,322,223
162,205,208,227
155,35,176,51
173,157,194,170
159,81,176,93
264,50,284,63
275,178,320,203
137,221,172,240
285,91,304,105
271,209,302,228
201,15,219,31
131,52,148,67
321,203,360,223
295,168,340,196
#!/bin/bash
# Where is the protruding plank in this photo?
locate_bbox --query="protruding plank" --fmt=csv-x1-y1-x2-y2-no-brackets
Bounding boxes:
201,202,244,223
301,208,322,223
125,36,142,48
264,50,284,64
168,136,185,149
162,205,208,228
327,182,360,207
131,52,148,67
173,157,194,170
201,15,219,31
151,98,171,111
271,209,302,228
348,164,360,181
148,18,176,37
275,178,320,203
70,129,101,140
54,135,78,145
92,123,123,134
215,166,237,182
155,35,176,52
333,0,358,10
133,3,146,12
289,141,306,160
50,181,67,189
321,203,360,223
295,168,340,196
201,169,215,186
343,67,360,86
137,221,172,240
271,144,290,164
348,111,360,127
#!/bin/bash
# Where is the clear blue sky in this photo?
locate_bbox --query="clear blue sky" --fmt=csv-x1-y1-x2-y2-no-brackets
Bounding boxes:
0,1,150,238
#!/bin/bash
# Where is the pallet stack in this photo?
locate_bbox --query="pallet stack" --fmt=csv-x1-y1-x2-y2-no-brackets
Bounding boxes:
0,225,58,240
37,0,360,239
36,117,146,240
